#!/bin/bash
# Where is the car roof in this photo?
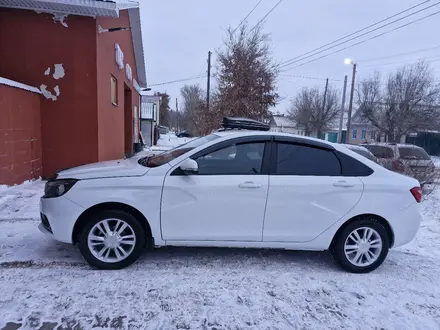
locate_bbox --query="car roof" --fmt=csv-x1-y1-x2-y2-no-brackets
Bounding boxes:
213,130,338,148
362,142,425,150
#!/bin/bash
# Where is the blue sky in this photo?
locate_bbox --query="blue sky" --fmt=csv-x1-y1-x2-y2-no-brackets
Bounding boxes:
141,0,440,114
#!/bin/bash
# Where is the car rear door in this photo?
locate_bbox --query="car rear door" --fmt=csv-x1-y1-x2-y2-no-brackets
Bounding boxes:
263,139,364,243
161,136,272,242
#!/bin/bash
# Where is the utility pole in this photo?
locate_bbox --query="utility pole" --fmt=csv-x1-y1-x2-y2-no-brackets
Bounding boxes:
206,51,212,111
320,78,329,139
346,63,357,144
176,98,179,131
337,75,348,143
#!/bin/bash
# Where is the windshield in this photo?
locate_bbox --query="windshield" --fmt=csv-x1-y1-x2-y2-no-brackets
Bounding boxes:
139,134,220,167
398,146,430,160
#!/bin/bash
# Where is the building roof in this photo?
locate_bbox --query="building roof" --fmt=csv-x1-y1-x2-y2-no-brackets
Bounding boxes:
270,115,297,128
0,77,41,94
0,0,146,87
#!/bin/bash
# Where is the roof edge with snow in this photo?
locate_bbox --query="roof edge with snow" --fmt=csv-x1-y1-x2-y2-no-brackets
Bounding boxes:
0,0,146,87
0,77,41,94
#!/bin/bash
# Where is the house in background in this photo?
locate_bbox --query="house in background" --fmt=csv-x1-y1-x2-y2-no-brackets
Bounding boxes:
0,0,147,185
323,114,347,143
268,114,305,136
140,95,161,147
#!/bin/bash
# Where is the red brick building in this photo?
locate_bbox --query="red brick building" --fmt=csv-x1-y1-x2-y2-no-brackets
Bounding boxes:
0,0,147,185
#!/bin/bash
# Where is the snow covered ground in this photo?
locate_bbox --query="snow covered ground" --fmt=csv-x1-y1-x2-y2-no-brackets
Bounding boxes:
1,141,440,329
432,156,440,167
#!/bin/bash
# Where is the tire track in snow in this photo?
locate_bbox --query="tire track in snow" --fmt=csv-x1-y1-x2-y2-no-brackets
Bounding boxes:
0,260,88,269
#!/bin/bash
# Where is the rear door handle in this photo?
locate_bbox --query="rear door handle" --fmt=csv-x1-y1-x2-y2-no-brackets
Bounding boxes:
238,182,262,189
333,180,355,188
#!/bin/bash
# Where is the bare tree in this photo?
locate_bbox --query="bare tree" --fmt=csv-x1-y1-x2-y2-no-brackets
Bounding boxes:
358,61,440,142
287,86,340,137
214,23,279,124
180,84,208,136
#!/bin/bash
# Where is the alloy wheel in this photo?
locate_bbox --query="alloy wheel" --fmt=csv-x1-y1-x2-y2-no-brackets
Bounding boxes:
87,218,137,263
344,227,383,267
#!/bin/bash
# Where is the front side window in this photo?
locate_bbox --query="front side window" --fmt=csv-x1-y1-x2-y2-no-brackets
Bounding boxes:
275,143,341,176
138,134,220,167
195,142,265,175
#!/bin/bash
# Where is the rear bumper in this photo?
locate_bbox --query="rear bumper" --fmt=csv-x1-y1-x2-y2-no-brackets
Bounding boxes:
389,202,422,247
40,196,86,244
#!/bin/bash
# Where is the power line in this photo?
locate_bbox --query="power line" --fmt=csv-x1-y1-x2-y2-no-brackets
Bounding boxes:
232,0,265,34
278,1,440,70
361,55,440,68
279,74,341,82
148,75,206,87
280,9,440,72
358,45,440,63
248,0,284,35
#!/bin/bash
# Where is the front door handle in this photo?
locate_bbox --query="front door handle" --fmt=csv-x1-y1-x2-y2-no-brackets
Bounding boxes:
238,182,262,189
333,180,355,188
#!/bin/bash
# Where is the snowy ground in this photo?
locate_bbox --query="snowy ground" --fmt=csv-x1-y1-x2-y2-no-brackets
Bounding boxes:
0,141,440,329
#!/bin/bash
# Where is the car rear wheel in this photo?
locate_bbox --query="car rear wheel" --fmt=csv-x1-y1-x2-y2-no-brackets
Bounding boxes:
332,219,389,273
78,210,145,269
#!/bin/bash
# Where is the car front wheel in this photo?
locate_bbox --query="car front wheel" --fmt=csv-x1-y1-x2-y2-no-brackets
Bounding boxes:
78,210,146,269
332,219,390,273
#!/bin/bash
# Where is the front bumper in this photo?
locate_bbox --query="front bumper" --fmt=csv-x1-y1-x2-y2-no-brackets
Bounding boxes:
40,196,86,244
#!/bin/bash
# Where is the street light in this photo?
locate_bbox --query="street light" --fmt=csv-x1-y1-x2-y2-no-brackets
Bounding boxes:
344,58,357,144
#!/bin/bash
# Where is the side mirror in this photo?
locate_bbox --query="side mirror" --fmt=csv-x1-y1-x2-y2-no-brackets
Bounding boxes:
179,158,199,175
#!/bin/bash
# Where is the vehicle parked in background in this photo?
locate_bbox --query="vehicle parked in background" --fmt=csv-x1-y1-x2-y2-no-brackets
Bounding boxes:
39,117,422,274
362,143,435,185
343,144,378,163
176,130,192,138
159,125,169,135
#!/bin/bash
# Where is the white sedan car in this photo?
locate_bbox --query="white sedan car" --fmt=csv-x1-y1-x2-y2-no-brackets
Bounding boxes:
39,119,422,273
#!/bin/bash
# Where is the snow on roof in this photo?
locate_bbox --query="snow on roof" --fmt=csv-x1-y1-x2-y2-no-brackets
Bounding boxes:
0,77,41,94
270,115,297,128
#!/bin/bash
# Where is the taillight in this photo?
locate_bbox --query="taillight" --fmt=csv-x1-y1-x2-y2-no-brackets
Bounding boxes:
410,187,422,203
392,159,405,172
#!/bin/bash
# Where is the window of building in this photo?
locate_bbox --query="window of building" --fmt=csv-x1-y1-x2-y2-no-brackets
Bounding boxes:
275,143,341,176
111,76,118,106
370,130,376,139
195,142,266,175
361,129,366,140
352,129,358,140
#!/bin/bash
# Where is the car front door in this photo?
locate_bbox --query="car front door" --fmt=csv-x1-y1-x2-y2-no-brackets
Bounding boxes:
161,136,271,242
263,140,364,243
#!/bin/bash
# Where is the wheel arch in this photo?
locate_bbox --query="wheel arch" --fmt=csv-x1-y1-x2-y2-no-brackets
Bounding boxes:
72,202,153,247
329,214,395,250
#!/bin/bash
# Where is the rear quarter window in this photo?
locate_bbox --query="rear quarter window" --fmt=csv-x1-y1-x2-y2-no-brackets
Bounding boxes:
334,151,374,177
398,147,431,160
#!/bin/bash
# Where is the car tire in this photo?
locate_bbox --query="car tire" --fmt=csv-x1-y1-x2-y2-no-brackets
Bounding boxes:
78,209,146,270
332,218,390,273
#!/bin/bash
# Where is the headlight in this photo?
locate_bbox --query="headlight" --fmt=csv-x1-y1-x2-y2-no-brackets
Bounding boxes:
43,179,78,198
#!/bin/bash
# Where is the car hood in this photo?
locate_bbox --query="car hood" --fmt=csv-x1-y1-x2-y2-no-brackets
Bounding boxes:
56,158,149,180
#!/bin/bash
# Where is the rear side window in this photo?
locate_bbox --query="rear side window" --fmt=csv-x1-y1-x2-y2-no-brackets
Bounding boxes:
275,143,341,176
335,151,374,177
364,145,394,158
398,147,430,160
